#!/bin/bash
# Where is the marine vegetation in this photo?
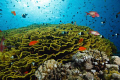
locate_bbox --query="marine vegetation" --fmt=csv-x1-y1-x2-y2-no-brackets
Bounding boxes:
0,24,117,80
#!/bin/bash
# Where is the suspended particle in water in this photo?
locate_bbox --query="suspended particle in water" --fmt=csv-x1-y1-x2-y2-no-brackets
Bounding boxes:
38,6,40,9
60,20,62,22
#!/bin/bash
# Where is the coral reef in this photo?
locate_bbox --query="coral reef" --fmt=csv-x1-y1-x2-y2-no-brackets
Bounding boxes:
35,59,82,80
35,49,120,80
72,49,120,80
0,24,117,80
111,56,120,65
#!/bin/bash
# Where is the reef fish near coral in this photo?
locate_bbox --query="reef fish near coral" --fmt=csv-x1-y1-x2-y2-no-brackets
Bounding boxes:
0,36,5,52
115,12,120,18
74,21,77,25
61,31,68,34
86,11,99,18
117,12,120,14
89,31,100,36
78,38,83,43
11,11,16,16
24,71,29,74
29,41,39,46
78,46,86,51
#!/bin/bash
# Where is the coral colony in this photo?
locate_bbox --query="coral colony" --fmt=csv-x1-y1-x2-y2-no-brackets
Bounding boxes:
0,24,119,80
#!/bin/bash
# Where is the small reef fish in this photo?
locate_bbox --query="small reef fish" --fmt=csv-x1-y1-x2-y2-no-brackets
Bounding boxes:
29,41,39,46
0,36,5,52
86,11,99,18
32,62,35,66
116,12,120,18
116,14,118,18
74,21,77,25
101,21,105,24
61,31,68,34
11,11,16,16
89,31,100,36
99,35,104,38
79,47,86,51
115,33,119,38
78,32,84,35
117,12,120,14
22,14,28,18
79,38,83,43
24,71,29,74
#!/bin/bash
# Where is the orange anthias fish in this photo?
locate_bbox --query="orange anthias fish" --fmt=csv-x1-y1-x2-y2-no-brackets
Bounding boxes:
24,71,29,74
11,11,16,16
89,31,100,36
117,12,120,14
78,47,86,51
86,11,99,18
78,38,84,43
29,41,39,46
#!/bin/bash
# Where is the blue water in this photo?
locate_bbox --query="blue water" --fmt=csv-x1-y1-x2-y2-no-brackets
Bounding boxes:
0,0,120,51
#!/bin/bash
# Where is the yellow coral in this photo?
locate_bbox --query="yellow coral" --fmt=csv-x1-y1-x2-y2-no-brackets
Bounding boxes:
0,23,117,80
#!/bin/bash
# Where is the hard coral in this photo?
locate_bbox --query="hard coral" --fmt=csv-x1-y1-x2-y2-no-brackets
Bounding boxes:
0,24,117,80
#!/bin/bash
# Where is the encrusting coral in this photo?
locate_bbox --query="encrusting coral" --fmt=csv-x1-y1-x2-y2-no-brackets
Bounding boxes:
0,23,117,80
35,59,83,80
35,49,120,80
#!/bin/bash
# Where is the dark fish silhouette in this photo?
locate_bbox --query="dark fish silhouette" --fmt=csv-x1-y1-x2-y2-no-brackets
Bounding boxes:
116,12,120,18
22,14,28,18
116,14,118,18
